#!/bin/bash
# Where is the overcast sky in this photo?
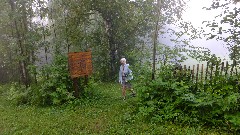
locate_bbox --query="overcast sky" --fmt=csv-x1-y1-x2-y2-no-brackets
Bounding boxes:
156,0,240,66
182,0,239,59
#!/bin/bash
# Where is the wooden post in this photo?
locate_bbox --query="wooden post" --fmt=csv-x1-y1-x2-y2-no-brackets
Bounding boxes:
73,78,79,98
179,65,183,77
192,65,195,81
210,62,213,82
84,75,89,86
188,66,191,80
234,60,238,76
196,64,199,83
215,61,219,77
214,61,219,85
225,61,229,76
184,65,187,78
201,64,203,82
205,62,209,81
231,60,234,76
221,62,224,75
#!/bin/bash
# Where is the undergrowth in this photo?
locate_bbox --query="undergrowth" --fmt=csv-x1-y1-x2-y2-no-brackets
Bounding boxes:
0,83,230,135
135,64,240,134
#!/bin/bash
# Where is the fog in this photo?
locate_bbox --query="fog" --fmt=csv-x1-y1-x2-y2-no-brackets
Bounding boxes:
161,0,239,66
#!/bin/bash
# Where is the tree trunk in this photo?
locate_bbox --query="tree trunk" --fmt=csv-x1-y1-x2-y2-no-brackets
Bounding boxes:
38,0,48,65
29,4,37,84
49,0,58,54
152,0,162,80
104,17,116,80
63,5,70,52
9,0,30,88
22,0,32,85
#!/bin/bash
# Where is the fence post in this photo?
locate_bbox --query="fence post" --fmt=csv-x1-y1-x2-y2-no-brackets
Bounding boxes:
201,64,204,82
184,65,187,78
225,61,229,76
234,60,238,76
214,61,219,85
180,65,183,77
196,64,199,83
73,78,79,98
231,60,234,76
205,62,209,81
188,66,191,80
192,65,195,81
210,62,213,84
215,61,219,76
221,62,224,75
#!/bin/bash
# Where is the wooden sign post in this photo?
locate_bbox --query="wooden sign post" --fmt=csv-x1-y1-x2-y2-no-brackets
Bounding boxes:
68,51,92,97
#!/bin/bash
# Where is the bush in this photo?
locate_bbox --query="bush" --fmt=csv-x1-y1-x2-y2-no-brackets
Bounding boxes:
6,82,28,105
136,64,240,133
34,55,75,105
6,55,98,106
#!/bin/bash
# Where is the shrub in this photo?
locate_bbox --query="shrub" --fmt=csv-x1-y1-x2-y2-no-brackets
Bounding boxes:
136,64,240,132
34,55,75,105
6,55,98,106
6,82,28,105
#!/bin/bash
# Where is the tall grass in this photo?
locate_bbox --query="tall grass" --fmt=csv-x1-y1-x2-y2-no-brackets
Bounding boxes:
0,83,229,134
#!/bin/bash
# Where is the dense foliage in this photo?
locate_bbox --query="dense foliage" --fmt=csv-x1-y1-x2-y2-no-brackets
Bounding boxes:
1,83,233,134
1,0,240,133
6,55,99,106
136,63,240,133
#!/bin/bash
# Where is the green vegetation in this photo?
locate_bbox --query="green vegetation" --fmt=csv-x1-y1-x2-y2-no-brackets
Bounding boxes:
136,64,240,134
0,83,231,134
1,0,240,134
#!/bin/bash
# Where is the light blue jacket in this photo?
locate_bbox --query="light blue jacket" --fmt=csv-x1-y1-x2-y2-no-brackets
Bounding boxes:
119,64,133,84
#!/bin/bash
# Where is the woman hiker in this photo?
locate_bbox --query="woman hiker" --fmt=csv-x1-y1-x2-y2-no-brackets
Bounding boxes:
119,58,136,100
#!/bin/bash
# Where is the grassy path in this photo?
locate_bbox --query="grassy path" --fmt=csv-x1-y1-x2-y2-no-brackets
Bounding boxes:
0,84,227,135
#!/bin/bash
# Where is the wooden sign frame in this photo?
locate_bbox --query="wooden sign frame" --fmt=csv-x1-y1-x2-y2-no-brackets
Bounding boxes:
68,51,93,79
